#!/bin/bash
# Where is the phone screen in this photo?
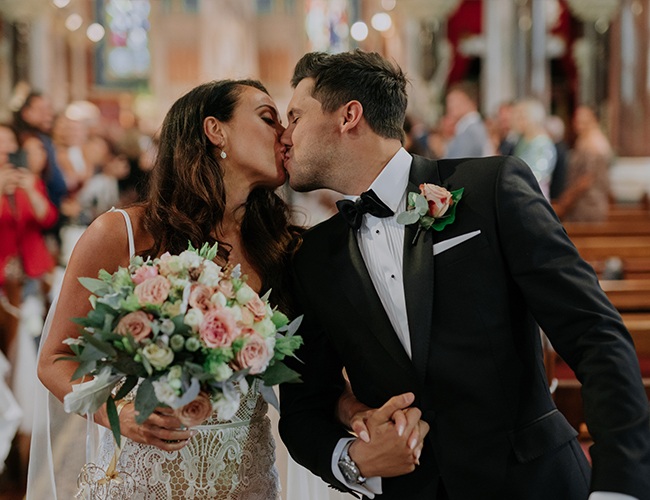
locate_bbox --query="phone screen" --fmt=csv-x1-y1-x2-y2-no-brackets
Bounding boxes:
8,150,27,169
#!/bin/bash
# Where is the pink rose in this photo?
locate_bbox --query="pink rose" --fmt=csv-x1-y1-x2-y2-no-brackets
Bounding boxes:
189,284,214,313
173,391,213,427
199,306,240,348
245,294,266,321
234,330,270,375
132,265,158,285
420,183,453,218
115,310,152,342
134,275,171,305
215,279,235,300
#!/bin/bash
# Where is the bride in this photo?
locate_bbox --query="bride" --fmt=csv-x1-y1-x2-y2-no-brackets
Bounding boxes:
31,79,348,499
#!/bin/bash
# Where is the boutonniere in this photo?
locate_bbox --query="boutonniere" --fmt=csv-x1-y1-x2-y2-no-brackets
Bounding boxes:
397,183,464,243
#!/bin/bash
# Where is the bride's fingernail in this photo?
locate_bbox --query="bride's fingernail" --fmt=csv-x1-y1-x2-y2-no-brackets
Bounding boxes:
190,430,198,437
360,431,370,443
409,439,416,450
415,449,421,461
398,425,404,437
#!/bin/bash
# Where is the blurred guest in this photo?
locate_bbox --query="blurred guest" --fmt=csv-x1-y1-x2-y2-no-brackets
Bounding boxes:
13,93,67,210
0,124,57,359
427,113,456,159
496,101,518,155
546,115,569,200
52,115,91,192
554,106,612,222
77,136,129,224
512,99,556,200
443,82,493,158
403,115,431,157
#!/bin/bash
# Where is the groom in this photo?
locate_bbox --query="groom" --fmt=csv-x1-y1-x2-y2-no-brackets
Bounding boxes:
278,50,650,500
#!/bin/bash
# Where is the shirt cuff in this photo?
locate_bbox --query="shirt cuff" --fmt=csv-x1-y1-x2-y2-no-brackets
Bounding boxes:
332,437,382,499
589,493,638,500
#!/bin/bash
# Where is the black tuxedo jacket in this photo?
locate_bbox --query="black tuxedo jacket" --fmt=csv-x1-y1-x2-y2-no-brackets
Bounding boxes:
279,155,650,499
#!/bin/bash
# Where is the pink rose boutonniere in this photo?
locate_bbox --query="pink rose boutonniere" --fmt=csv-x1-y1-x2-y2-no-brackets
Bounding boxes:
397,183,464,242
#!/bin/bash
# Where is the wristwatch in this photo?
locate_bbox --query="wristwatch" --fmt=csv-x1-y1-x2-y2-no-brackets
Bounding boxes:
338,441,367,485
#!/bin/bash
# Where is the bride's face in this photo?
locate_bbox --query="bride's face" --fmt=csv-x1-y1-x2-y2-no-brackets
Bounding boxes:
220,87,286,189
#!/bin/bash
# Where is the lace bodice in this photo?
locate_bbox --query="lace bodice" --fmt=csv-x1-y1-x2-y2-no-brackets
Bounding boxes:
93,380,279,500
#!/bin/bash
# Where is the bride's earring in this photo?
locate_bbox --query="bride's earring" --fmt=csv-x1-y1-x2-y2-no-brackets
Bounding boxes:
220,150,227,159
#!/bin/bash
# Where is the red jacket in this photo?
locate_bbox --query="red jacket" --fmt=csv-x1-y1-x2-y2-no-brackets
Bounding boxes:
0,179,58,285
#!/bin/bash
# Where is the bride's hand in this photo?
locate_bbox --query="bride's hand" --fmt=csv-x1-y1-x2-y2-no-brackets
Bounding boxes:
117,403,197,451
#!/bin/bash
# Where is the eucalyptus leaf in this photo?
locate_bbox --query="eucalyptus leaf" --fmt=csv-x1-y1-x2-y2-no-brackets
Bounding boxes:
259,382,280,413
396,210,420,225
79,344,106,362
414,194,429,214
71,360,97,381
261,361,302,386
78,277,113,297
106,396,121,448
114,375,139,400
134,378,159,425
407,192,419,206
285,315,303,337
80,330,117,357
97,292,123,310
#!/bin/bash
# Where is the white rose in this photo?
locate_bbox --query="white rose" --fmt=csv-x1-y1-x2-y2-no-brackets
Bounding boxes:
170,276,190,290
166,256,183,274
211,292,227,307
168,365,182,380
184,308,204,332
142,344,175,370
160,319,175,335
203,260,222,274
179,250,203,270
153,378,181,407
198,268,221,287
213,363,233,382
235,284,256,305
226,305,243,323
253,317,276,338
212,392,240,421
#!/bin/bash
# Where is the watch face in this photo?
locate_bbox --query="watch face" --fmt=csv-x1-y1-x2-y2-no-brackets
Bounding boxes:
339,461,359,484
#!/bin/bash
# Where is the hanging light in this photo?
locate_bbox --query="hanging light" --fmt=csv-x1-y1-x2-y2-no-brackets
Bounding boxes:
53,0,71,7
371,12,392,32
87,23,106,42
382,0,396,10
65,13,83,31
351,21,369,41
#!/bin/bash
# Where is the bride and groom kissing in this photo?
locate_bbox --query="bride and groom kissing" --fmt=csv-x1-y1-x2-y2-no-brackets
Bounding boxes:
37,50,650,500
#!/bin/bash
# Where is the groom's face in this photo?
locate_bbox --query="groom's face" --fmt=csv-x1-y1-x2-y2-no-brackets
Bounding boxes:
281,78,340,192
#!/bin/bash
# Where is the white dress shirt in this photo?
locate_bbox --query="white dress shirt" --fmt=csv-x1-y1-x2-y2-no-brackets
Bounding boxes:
330,148,635,500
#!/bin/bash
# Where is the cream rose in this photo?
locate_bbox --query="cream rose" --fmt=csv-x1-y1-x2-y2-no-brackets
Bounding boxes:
179,250,203,270
234,330,271,375
142,343,174,370
189,284,215,313
184,308,204,332
235,284,256,305
159,253,183,275
199,306,240,348
134,276,171,305
115,311,152,341
420,183,453,218
173,392,213,427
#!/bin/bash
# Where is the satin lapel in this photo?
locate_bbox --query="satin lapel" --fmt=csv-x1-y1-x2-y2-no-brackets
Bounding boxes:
334,222,418,382
403,156,441,382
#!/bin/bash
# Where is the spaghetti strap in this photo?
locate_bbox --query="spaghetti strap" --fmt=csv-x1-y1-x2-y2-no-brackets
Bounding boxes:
109,207,136,259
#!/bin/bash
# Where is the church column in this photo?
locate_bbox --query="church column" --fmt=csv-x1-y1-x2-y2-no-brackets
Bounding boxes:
482,0,515,117
609,0,650,156
530,0,548,104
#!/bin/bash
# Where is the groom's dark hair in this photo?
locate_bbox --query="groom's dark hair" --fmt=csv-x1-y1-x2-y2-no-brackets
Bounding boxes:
291,50,408,142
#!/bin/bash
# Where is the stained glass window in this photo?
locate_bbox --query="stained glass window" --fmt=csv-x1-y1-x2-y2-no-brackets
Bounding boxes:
95,0,151,88
305,0,349,53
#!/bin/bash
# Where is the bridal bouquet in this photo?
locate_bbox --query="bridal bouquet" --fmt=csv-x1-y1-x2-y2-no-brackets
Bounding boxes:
60,242,302,446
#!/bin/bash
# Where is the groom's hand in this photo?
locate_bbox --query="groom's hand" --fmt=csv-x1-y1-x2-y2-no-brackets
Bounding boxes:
348,393,429,478
350,393,428,464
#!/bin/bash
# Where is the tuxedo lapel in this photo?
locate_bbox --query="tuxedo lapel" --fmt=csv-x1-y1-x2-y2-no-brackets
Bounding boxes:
403,156,441,382
333,221,418,382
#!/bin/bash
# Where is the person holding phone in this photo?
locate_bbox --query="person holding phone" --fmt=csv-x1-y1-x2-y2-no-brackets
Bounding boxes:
0,124,58,360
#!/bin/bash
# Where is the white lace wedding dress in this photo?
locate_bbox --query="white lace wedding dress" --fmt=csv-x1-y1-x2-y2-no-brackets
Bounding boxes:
95,381,279,500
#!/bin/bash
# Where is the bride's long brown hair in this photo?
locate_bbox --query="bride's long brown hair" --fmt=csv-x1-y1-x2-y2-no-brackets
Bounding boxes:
141,79,299,311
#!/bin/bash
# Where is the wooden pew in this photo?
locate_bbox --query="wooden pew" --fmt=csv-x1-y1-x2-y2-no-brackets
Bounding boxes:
600,280,650,312
552,312,650,432
564,220,650,238
570,236,650,261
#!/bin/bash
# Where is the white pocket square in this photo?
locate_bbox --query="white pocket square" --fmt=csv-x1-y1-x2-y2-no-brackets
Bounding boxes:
433,230,481,256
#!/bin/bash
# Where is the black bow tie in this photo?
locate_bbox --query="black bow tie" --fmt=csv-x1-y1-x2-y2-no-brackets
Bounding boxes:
336,189,394,230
